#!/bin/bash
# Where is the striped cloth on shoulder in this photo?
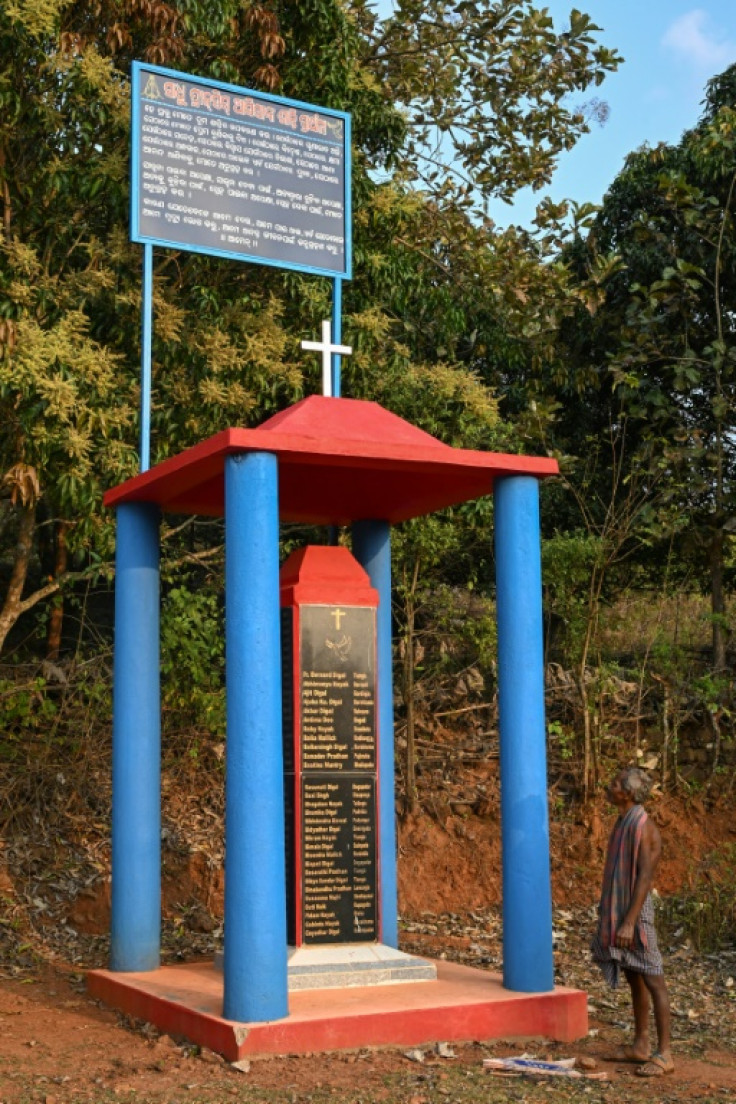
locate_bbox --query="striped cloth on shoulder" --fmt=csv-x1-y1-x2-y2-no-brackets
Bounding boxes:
590,803,663,988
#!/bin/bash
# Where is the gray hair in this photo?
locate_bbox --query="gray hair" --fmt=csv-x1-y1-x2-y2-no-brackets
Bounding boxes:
619,767,651,803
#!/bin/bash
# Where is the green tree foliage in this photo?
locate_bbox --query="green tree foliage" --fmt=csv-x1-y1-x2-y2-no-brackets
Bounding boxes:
0,0,620,659
362,1,620,207
568,65,736,669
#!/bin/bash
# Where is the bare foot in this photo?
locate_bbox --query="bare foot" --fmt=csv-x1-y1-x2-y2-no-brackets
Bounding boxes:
611,1044,651,1063
635,1052,675,1077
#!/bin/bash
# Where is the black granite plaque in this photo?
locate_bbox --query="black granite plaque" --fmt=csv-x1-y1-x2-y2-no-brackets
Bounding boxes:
280,600,379,944
283,773,296,946
281,607,296,942
299,606,376,774
301,776,377,943
298,604,378,944
280,607,295,773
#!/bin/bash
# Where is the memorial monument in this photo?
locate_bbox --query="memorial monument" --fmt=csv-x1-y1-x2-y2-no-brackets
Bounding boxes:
279,545,436,990
281,547,379,947
87,61,588,1057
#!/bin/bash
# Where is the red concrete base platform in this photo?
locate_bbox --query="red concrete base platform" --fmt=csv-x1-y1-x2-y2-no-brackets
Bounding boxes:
87,960,587,1061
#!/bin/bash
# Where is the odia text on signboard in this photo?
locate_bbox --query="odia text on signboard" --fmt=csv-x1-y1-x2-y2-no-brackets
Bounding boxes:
131,62,351,278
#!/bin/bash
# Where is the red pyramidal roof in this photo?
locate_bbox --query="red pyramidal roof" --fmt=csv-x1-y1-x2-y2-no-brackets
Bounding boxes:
103,396,558,525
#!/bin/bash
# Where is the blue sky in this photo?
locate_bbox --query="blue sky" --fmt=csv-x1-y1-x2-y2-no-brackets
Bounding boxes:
491,1,736,227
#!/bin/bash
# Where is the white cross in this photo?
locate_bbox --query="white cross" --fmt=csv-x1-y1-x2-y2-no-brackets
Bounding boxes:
301,319,352,397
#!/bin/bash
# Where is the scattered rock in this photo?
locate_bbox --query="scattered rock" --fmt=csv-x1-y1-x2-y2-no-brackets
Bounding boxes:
198,1047,224,1065
152,1033,178,1052
576,1056,598,1070
189,905,217,933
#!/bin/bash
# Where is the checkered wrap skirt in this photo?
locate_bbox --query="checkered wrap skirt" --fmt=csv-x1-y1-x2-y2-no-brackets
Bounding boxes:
590,893,664,989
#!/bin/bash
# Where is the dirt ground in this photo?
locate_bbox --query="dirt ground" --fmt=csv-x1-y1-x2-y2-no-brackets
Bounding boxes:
1,924,735,1104
1,789,736,1103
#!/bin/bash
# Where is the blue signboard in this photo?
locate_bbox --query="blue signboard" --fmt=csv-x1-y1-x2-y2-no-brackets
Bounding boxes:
130,62,352,279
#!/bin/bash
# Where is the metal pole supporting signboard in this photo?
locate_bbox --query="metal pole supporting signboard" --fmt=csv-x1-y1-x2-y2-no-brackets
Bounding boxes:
129,62,352,461
139,243,153,473
331,277,343,399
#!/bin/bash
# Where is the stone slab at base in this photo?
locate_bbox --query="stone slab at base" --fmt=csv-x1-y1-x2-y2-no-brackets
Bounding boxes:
213,943,437,991
87,959,587,1062
288,942,437,989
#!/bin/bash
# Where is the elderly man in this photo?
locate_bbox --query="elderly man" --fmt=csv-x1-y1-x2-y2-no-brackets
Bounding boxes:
591,766,674,1078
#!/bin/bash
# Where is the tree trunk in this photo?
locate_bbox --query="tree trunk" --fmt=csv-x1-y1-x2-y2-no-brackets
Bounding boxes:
576,566,603,801
710,528,727,670
46,522,70,660
705,706,722,790
404,613,417,813
576,669,592,802
0,503,36,656
661,683,670,792
401,558,421,814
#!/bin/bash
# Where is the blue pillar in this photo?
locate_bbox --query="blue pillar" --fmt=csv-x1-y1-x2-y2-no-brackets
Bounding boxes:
352,520,398,949
224,452,288,1022
111,502,161,971
494,476,554,992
